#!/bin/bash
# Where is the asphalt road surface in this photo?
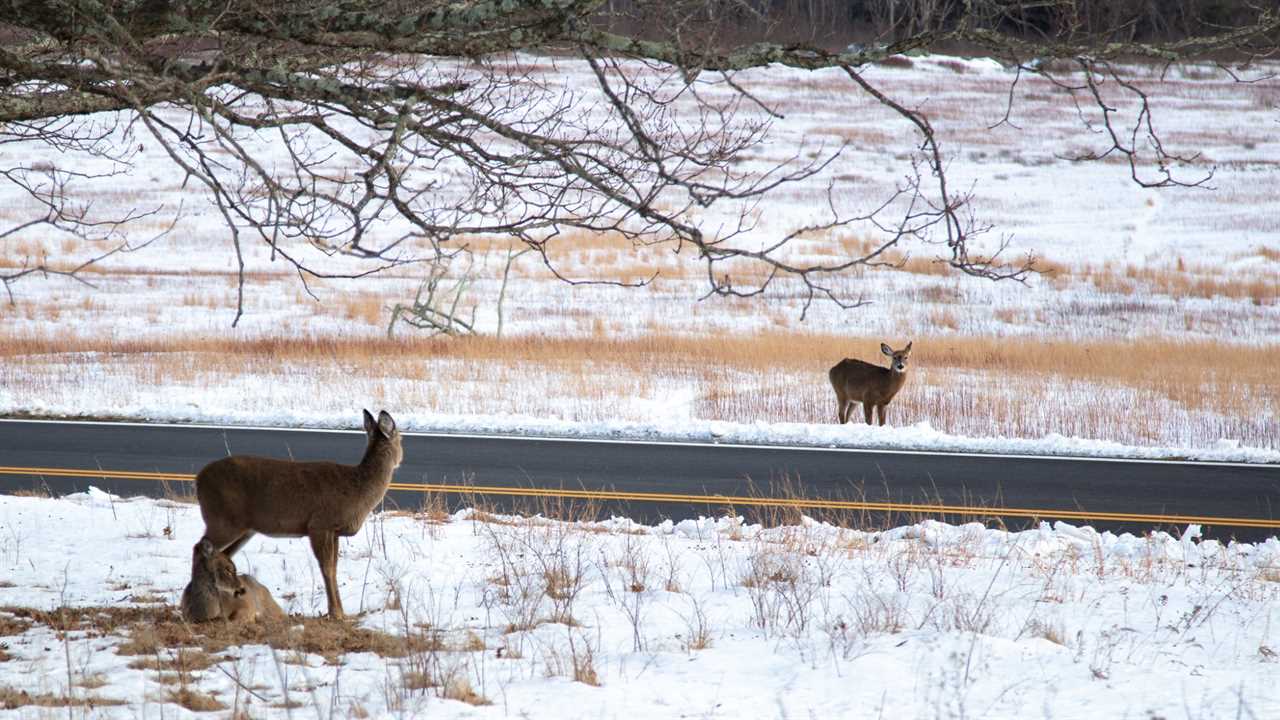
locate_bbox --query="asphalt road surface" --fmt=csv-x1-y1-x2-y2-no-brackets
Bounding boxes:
1,419,1277,541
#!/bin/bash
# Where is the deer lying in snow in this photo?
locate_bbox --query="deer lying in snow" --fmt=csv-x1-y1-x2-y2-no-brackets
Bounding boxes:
180,538,285,623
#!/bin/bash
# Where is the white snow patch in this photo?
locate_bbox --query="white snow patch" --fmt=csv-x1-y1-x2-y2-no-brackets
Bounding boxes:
0,490,1278,718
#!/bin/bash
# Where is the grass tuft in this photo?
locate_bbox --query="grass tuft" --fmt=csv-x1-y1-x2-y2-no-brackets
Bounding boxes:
0,687,126,709
166,687,226,712
441,676,490,705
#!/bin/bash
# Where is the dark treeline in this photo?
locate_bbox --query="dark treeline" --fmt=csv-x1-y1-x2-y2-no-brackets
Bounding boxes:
598,0,1274,50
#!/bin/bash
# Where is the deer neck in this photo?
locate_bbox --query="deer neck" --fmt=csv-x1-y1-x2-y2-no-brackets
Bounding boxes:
356,440,400,490
887,367,907,389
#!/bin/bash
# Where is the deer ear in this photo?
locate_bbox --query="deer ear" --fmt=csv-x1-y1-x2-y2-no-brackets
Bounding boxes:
377,410,396,438
881,343,892,356
362,409,377,435
196,539,214,558
905,341,913,354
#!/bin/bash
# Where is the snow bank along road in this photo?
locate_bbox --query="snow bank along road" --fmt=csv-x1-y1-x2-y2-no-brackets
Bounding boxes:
1,419,1277,542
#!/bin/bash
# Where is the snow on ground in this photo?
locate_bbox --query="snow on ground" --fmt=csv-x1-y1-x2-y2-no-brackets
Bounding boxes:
1,489,1279,718
1,53,1277,459
1,50,1276,719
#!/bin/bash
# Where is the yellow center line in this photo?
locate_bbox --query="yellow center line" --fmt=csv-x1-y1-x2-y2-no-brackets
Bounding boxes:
3,465,1278,529
0,467,193,482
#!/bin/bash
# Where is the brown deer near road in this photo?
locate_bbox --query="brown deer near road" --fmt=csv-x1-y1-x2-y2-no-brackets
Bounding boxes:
195,409,403,619
180,538,286,623
828,341,913,426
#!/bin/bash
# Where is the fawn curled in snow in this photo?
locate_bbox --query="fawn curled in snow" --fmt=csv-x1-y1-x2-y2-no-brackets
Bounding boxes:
193,409,403,619
180,538,285,623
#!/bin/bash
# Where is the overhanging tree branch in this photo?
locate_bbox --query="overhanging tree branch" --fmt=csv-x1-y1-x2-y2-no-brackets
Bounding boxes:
0,165,171,303
0,0,1275,323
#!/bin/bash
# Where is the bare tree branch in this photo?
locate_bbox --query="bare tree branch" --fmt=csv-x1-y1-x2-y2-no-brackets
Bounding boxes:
0,0,1275,324
0,165,172,303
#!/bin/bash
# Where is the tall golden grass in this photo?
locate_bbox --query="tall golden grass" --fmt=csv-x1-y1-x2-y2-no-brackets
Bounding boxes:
3,329,1275,448
1062,261,1278,305
497,228,1279,309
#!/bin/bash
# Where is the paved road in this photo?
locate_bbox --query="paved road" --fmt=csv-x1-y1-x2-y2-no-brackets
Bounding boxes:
1,419,1277,541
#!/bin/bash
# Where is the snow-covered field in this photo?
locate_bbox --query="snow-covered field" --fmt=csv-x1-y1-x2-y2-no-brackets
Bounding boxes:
1,53,1277,457
3,48,1280,720
1,489,1279,718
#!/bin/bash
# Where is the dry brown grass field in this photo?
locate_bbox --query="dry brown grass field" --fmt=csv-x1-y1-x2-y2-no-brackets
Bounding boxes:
2,324,1276,447
1,219,1276,450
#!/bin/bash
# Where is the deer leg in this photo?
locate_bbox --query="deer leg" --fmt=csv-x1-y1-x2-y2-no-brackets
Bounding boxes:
325,537,344,618
200,527,247,557
863,402,874,425
220,531,256,558
876,404,886,426
836,397,848,424
308,530,344,619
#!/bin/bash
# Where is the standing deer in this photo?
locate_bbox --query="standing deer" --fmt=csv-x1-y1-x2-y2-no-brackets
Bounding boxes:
195,409,403,619
180,538,286,623
828,341,913,426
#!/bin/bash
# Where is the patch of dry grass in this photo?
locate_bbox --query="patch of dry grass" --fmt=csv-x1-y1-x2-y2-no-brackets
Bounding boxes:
0,612,21,662
0,687,126,710
9,486,51,498
806,125,895,146
800,231,1049,281
166,687,227,712
76,673,110,689
1062,261,1279,305
1245,246,1280,263
0,613,31,640
441,676,490,705
341,292,388,327
1,605,169,636
402,669,436,690
126,647,221,673
531,228,682,285
471,226,1004,287
160,481,198,505
0,600,501,714
6,604,440,666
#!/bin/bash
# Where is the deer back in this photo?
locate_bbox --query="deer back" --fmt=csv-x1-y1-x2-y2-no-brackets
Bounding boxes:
196,410,403,538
